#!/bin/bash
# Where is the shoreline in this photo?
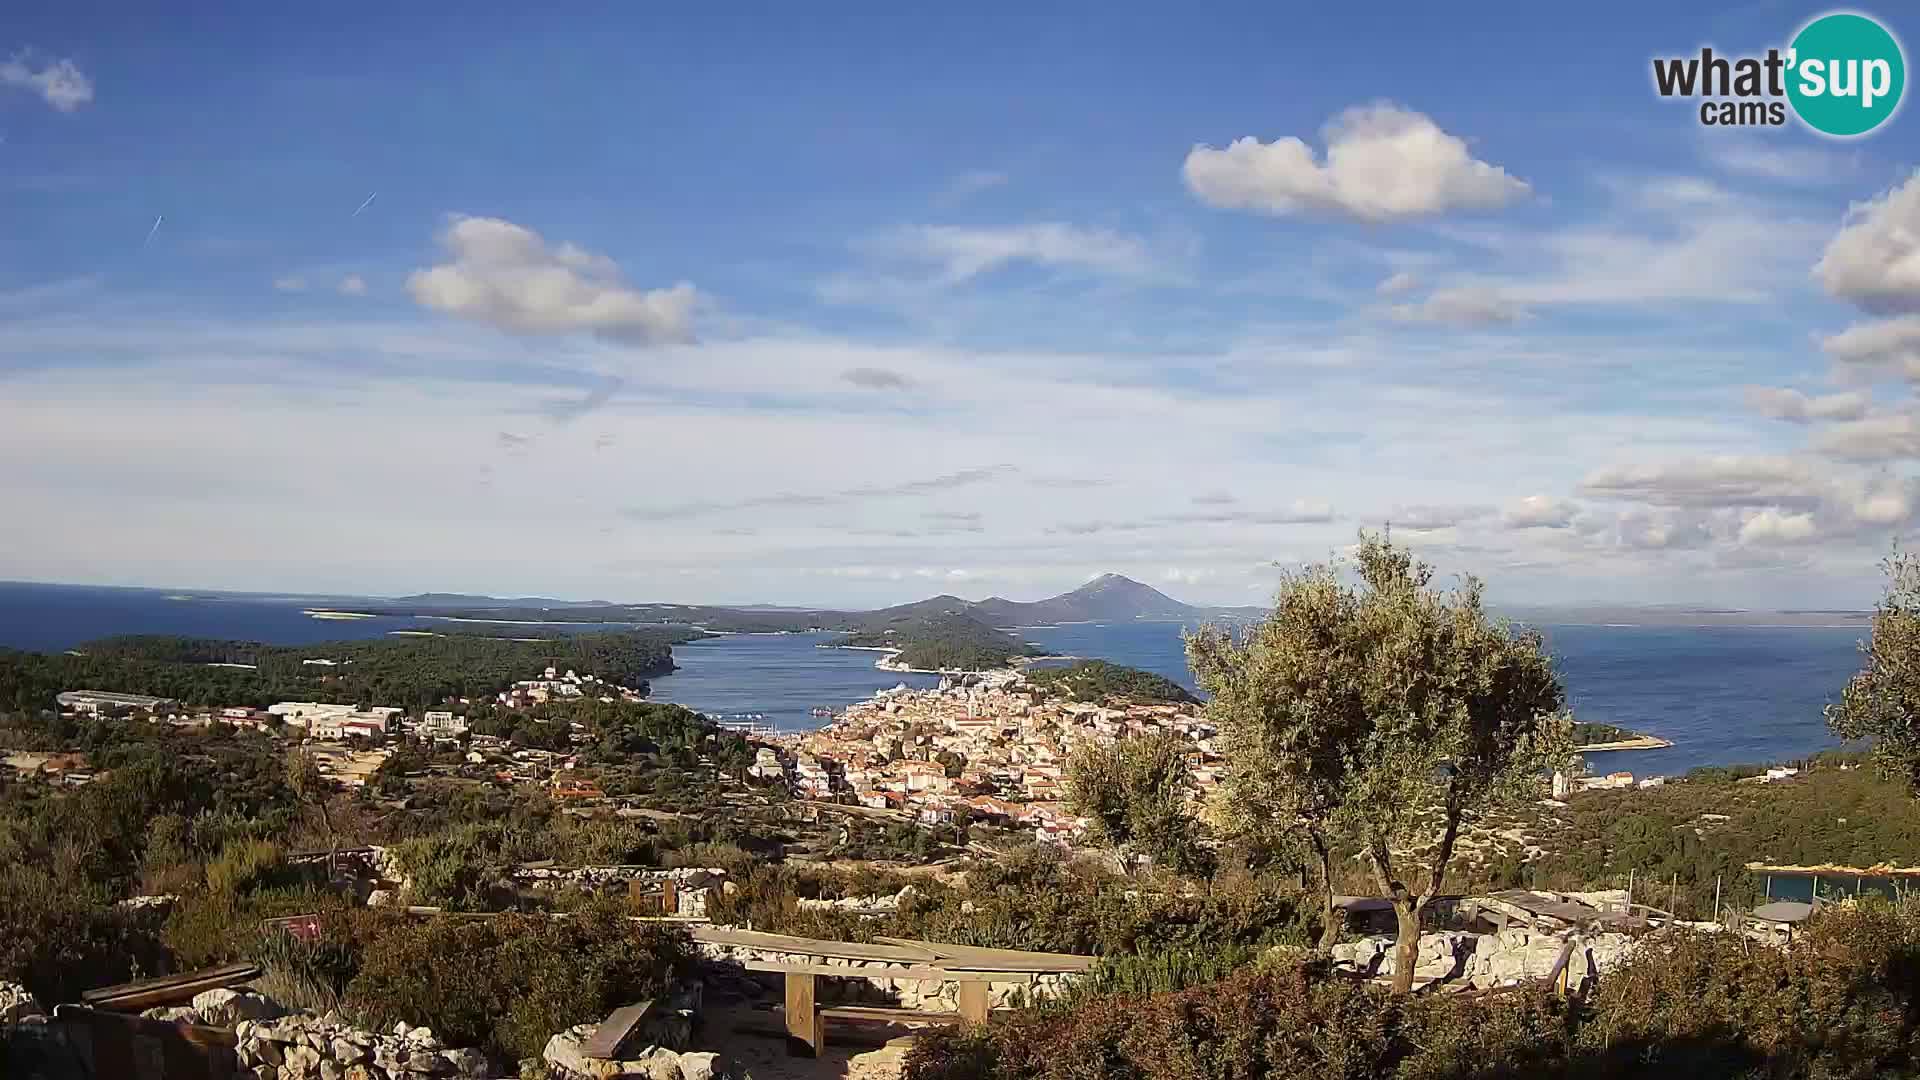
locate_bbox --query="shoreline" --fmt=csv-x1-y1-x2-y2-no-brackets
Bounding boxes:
1576,735,1676,753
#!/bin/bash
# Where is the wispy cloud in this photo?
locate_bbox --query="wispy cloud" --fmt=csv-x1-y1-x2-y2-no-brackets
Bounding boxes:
0,51,93,112
876,223,1153,283
622,465,1018,522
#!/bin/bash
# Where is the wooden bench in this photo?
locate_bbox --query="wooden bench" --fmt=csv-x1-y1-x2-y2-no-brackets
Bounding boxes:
690,926,1095,1058
81,963,263,1013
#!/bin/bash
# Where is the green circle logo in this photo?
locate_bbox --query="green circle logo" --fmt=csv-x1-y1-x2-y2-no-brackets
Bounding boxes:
1787,12,1906,137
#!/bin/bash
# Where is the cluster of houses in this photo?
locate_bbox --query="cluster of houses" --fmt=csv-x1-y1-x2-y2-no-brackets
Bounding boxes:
759,672,1225,846
496,666,641,709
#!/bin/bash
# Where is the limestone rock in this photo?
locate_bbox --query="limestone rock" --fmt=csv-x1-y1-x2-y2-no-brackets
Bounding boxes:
0,981,46,1023
193,987,287,1027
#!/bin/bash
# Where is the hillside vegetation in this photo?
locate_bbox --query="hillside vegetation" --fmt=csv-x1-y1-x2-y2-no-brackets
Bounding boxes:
0,629,697,714
1025,660,1196,704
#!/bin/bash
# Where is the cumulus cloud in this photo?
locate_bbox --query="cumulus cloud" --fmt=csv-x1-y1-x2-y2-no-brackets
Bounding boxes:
272,276,308,293
1579,456,1822,509
1822,316,1920,380
1738,508,1820,545
1162,567,1216,586
1814,171,1920,312
337,274,368,297
1615,509,1715,550
842,366,914,390
1388,285,1529,326
1812,411,1920,461
1182,103,1530,223
408,216,696,343
1502,495,1578,529
1742,386,1870,423
0,52,93,112
882,223,1151,282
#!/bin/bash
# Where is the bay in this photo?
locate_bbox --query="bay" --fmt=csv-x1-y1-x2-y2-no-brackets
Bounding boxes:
0,582,1873,772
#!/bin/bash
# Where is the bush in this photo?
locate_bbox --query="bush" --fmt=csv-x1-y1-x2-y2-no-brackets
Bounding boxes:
906,904,1920,1080
343,902,690,1064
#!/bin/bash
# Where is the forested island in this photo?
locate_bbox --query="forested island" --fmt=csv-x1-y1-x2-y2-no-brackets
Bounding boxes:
1024,659,1197,704
830,611,1039,671
0,628,701,714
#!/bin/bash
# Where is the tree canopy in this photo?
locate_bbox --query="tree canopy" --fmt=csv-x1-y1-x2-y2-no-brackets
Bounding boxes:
1828,549,1920,787
1186,531,1572,989
1065,733,1209,876
1025,660,1197,705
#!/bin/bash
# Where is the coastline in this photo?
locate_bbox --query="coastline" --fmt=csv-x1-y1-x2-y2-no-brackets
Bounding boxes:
1575,735,1676,753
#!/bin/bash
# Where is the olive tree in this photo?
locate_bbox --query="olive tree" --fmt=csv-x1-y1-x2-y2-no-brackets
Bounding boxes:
1187,532,1573,992
1828,549,1920,787
1065,732,1209,876
286,748,336,876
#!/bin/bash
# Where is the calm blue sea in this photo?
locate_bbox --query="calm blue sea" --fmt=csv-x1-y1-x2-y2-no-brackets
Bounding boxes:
0,582,1871,772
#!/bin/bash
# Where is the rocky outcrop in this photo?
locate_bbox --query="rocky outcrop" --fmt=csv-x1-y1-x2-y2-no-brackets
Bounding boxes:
232,1014,489,1079
0,981,45,1024
541,1025,748,1079
1331,929,1636,992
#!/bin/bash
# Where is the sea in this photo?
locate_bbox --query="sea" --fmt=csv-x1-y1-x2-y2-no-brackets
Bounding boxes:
0,581,1873,775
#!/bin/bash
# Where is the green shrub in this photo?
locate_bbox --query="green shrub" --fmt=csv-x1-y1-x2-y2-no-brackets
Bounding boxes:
205,838,287,897
906,905,1920,1080
342,902,690,1064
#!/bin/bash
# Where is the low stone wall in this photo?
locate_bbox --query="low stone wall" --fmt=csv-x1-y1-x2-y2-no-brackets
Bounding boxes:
1332,928,1636,992
794,884,916,917
694,939,1080,1012
361,846,728,917
513,866,727,917
233,1015,490,1079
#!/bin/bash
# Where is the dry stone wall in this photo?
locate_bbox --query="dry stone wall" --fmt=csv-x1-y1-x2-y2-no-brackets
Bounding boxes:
1331,928,1637,992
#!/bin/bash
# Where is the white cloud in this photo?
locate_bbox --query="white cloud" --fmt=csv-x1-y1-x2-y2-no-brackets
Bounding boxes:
1579,457,1823,509
1503,496,1578,529
1388,285,1529,326
881,223,1151,283
408,215,696,343
1814,171,1920,312
1811,411,1920,461
1162,567,1216,586
0,52,93,112
337,274,368,297
1739,508,1819,545
1742,386,1870,423
1376,271,1421,296
1822,316,1920,379
272,276,308,294
1182,103,1529,223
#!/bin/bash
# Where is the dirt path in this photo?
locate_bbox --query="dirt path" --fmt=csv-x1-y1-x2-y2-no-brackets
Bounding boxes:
700,1004,912,1080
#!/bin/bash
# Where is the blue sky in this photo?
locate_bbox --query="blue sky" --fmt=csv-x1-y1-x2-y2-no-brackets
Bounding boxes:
6,2,1920,608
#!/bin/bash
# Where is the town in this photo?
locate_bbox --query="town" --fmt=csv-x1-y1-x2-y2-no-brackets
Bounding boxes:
765,669,1219,843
